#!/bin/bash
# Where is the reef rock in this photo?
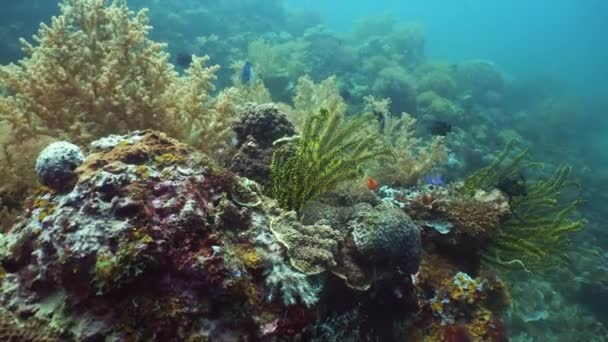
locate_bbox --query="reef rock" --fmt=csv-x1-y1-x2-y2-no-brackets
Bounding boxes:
0,130,318,340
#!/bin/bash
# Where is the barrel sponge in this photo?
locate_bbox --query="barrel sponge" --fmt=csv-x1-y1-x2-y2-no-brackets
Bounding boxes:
349,202,421,275
35,141,84,192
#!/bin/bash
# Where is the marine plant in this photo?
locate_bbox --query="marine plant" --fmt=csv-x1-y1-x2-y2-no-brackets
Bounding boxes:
269,108,390,214
462,142,587,271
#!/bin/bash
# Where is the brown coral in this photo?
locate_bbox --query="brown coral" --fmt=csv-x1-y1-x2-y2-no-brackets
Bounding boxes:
444,189,510,247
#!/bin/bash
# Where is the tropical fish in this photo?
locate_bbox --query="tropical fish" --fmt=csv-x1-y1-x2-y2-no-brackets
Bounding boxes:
175,52,192,68
424,173,444,187
241,61,254,85
367,177,380,191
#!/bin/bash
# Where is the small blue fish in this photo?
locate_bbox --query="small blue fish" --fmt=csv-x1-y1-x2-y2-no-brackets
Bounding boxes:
240,61,254,85
424,173,444,187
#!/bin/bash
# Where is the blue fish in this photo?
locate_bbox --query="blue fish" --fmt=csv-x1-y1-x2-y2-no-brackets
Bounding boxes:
240,61,254,85
424,173,444,187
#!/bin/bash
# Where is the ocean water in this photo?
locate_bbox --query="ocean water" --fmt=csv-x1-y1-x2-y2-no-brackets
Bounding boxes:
0,1,607,341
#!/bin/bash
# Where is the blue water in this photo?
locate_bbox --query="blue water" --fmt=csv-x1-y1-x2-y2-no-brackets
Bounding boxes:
289,0,608,100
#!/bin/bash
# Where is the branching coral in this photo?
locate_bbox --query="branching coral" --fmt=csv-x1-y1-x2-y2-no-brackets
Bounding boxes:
0,124,55,230
372,66,418,115
417,90,464,122
0,0,238,221
371,113,448,186
269,108,390,214
287,75,347,130
0,0,235,155
245,38,310,99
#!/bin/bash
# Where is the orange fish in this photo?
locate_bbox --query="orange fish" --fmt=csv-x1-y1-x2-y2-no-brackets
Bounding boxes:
367,177,380,191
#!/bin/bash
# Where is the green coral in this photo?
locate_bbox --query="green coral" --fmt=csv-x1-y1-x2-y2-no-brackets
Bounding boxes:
462,142,587,271
269,108,391,214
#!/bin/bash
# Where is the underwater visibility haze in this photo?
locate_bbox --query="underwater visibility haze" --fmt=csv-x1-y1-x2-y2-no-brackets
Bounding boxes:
0,0,606,341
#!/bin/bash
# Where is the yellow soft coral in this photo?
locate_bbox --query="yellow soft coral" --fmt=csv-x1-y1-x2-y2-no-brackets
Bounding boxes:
371,112,448,186
286,75,347,130
0,0,235,154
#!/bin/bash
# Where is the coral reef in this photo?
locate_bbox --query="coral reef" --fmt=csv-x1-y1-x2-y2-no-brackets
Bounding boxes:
0,130,439,340
0,130,318,339
349,202,421,276
372,113,449,186
0,0,238,212
270,108,390,214
229,103,295,183
0,0,599,339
